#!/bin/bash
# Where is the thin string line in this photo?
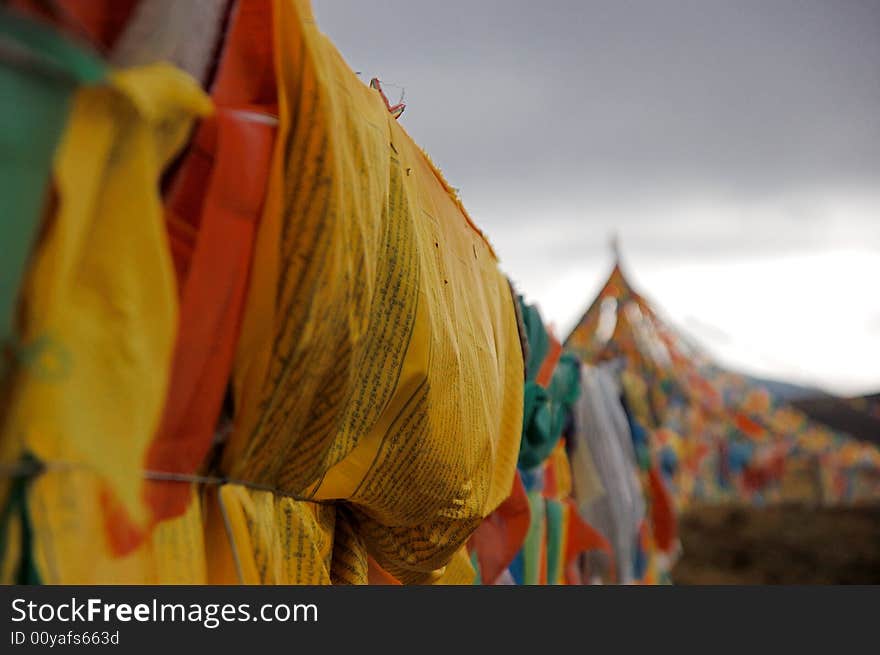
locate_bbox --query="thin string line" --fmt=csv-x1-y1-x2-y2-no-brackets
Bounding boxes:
0,460,332,505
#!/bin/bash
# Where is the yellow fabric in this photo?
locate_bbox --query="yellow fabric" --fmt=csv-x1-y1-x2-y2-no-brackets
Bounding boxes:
0,509,21,583
220,0,524,584
549,441,573,499
328,507,369,585
570,434,605,509
207,484,335,585
0,64,211,582
432,546,477,585
556,502,570,585
28,472,206,584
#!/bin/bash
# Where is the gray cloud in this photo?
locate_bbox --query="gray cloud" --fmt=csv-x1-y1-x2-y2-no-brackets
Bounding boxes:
315,0,880,205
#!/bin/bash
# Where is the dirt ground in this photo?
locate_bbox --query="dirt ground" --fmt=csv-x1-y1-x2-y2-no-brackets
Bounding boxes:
671,503,880,584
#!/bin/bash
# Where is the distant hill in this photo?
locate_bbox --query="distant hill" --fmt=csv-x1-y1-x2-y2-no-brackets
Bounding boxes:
742,375,824,402
742,375,879,447
791,395,880,448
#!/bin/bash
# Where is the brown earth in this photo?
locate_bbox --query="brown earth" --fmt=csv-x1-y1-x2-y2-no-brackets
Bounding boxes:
672,503,880,584
792,395,880,448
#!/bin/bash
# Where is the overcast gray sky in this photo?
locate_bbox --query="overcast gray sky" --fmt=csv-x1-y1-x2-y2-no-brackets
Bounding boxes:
313,1,880,395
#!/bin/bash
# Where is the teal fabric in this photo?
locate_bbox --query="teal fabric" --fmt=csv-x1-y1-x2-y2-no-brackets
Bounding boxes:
470,549,482,585
550,352,581,407
0,9,106,357
519,381,552,468
518,296,548,381
517,303,582,469
0,455,42,584
545,498,565,584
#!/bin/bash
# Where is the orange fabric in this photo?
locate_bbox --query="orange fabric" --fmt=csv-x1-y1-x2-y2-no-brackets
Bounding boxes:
468,472,531,585
563,499,614,584
735,413,765,440
541,440,573,501
564,559,584,585
211,0,276,111
142,0,279,526
543,454,559,499
145,111,275,523
647,467,677,552
564,499,612,564
99,486,146,556
367,556,403,585
535,330,562,387
538,521,548,585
